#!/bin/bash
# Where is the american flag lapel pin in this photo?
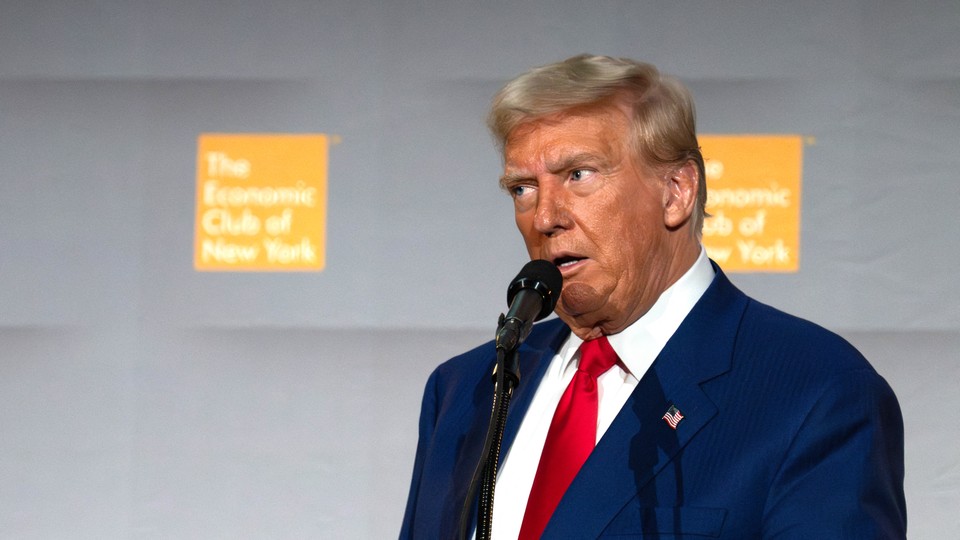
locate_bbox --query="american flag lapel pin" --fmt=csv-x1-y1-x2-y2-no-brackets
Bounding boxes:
662,404,684,430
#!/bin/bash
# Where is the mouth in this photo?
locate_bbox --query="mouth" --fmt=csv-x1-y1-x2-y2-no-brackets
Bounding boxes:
552,255,588,271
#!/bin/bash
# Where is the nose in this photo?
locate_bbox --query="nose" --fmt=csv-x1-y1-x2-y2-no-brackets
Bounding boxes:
533,182,572,236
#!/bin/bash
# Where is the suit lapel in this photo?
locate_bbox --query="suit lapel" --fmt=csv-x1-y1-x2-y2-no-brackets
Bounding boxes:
454,319,570,536
499,319,571,457
543,268,748,538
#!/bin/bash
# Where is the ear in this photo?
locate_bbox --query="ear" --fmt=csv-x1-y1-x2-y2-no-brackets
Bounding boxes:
663,160,699,229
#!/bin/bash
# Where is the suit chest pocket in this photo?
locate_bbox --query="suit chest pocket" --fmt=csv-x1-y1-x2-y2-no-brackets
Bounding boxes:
601,506,727,538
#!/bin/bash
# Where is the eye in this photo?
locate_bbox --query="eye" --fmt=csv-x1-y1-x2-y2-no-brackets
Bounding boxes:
509,184,534,198
570,169,595,182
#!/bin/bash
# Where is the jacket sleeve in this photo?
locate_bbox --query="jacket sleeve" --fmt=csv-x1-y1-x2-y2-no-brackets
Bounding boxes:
762,368,906,538
399,369,440,540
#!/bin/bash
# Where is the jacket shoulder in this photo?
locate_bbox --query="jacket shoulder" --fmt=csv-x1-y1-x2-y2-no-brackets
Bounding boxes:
432,317,569,381
738,298,871,373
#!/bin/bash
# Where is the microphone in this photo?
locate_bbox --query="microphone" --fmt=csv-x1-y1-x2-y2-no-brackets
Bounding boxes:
495,259,563,351
461,260,560,540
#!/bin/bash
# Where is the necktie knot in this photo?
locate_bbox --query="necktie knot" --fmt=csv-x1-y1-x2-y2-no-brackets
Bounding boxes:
577,335,619,378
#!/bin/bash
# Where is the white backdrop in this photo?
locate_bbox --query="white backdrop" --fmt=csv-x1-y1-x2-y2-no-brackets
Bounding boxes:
1,1,958,538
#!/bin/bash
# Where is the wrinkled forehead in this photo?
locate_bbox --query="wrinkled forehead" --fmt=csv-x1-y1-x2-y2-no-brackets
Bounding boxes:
501,103,645,173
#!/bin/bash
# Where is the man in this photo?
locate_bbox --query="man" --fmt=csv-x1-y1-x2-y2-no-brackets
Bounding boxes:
401,55,906,539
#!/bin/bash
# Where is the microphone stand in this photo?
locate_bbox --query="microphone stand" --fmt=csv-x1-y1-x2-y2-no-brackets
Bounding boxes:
458,314,522,540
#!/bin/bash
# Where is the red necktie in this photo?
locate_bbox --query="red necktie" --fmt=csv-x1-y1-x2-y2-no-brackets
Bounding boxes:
518,336,619,540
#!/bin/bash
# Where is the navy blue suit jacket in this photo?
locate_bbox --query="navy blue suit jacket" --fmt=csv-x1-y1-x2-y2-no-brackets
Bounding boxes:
401,267,906,538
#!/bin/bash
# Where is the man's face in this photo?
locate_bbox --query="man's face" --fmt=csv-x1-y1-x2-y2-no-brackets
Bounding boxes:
501,104,693,338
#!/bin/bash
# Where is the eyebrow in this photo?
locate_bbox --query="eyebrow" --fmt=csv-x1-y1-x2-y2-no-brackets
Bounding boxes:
499,151,608,190
499,171,529,190
546,152,607,174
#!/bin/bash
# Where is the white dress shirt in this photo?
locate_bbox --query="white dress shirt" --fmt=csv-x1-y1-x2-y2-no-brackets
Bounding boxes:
486,248,715,539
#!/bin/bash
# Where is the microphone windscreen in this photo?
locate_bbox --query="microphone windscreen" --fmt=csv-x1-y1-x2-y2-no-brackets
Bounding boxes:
506,259,563,321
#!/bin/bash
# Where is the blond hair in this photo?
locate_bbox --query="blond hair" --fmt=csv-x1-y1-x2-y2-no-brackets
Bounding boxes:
488,54,707,232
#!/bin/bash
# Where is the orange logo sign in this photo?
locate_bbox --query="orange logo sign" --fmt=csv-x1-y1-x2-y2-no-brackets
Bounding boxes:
194,134,328,271
700,135,803,272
